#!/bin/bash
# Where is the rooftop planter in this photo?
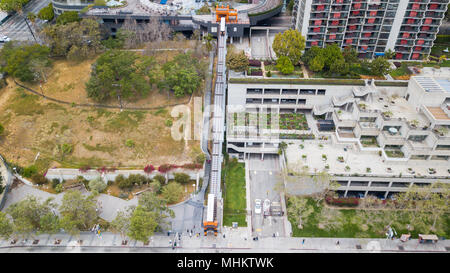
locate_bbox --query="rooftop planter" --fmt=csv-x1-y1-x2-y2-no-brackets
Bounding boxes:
229,78,366,85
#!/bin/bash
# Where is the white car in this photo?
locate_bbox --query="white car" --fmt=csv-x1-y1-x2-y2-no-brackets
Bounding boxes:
0,35,10,43
254,199,262,214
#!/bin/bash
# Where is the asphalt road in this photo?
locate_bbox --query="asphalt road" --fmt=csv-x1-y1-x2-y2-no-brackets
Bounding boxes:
248,154,285,238
0,0,50,44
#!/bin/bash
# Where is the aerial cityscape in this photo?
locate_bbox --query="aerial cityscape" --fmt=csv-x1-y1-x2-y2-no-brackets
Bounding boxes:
0,0,449,258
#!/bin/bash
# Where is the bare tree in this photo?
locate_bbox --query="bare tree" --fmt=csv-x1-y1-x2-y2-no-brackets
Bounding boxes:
120,17,172,49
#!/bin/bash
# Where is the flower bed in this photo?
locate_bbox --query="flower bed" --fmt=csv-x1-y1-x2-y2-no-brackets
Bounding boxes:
325,196,359,207
279,113,309,130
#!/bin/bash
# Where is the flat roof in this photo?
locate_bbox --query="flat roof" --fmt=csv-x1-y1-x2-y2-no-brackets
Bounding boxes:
285,141,450,178
414,76,450,93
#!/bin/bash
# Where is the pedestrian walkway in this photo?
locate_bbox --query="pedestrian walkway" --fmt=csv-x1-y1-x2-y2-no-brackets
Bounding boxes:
0,229,448,253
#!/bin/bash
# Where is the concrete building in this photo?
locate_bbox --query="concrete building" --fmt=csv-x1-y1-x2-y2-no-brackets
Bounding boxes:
51,0,284,39
291,0,449,59
225,75,450,197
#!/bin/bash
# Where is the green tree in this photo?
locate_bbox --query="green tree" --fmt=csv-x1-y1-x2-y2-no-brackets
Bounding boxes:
272,29,306,65
6,196,58,238
322,43,344,70
287,196,314,229
138,191,174,230
37,3,54,21
226,49,249,72
59,190,98,236
0,41,52,82
276,56,294,75
128,205,158,243
162,52,202,97
55,11,80,25
161,182,184,204
0,0,29,13
0,211,14,240
384,49,395,59
342,46,359,64
301,46,322,66
153,174,166,185
309,55,325,72
110,209,131,242
86,50,151,102
330,59,350,75
88,177,107,193
369,57,391,76
41,18,103,61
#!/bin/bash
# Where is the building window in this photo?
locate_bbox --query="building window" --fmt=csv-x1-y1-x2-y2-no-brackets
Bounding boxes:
317,89,326,95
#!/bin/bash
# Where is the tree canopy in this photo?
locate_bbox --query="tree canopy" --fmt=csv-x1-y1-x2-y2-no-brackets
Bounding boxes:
86,50,152,102
55,11,80,25
272,29,306,65
369,57,391,76
37,3,54,21
162,52,203,97
128,205,158,243
226,49,249,72
0,0,29,13
0,41,52,82
41,18,103,61
6,196,59,238
59,190,98,236
276,56,294,75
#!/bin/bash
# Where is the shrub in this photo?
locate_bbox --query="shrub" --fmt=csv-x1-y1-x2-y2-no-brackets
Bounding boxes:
153,174,166,184
22,165,38,178
195,154,206,164
149,180,161,193
158,164,173,173
165,119,173,127
116,174,131,189
127,174,149,186
51,178,60,189
55,183,63,193
248,59,261,66
144,164,155,174
174,173,190,184
79,165,91,172
125,139,135,148
31,173,48,185
325,196,359,207
88,178,107,192
161,182,184,203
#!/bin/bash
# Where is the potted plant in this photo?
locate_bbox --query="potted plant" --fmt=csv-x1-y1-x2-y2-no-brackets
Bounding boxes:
322,154,327,161
337,156,344,162
345,166,351,172
409,119,419,128
437,126,449,136
382,111,393,119
366,167,371,173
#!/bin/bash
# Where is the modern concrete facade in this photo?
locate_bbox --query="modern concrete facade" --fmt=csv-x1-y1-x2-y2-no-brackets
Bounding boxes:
291,0,449,59
51,0,283,38
225,75,450,197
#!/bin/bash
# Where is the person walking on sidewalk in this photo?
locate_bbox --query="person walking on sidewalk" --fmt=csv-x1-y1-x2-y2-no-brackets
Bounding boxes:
302,239,305,245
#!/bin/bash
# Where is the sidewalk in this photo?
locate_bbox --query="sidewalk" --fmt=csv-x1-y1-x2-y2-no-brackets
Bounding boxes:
0,229,448,253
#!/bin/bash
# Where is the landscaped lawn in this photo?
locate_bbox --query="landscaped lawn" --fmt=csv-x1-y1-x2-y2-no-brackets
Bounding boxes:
222,159,247,227
279,113,309,130
288,197,450,238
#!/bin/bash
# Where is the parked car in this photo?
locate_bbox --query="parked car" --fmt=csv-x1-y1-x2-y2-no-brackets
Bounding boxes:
254,199,262,214
0,35,10,43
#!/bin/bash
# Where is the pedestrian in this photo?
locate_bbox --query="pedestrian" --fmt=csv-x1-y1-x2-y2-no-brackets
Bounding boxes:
302,239,305,245
169,240,172,245
223,234,226,239
336,240,340,246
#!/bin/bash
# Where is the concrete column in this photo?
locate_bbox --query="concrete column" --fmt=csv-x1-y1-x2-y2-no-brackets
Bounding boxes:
261,153,264,160
364,190,368,198
388,181,393,188
368,181,372,188
384,191,389,199
344,189,348,197
230,36,233,44
240,36,242,44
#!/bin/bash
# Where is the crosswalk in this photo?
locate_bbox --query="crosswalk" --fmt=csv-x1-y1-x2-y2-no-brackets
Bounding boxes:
0,0,50,43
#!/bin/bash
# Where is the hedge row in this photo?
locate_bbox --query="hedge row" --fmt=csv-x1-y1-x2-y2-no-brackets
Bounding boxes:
229,78,366,85
325,196,359,207
374,81,409,87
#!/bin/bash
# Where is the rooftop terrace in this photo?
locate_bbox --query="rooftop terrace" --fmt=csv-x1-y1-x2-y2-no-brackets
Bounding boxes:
285,141,450,178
